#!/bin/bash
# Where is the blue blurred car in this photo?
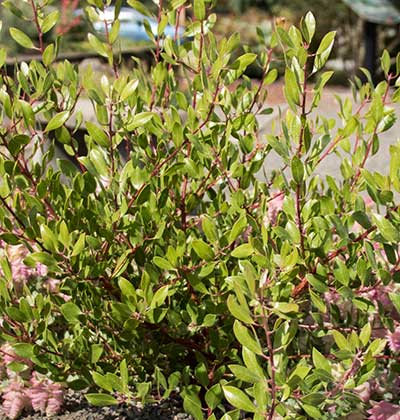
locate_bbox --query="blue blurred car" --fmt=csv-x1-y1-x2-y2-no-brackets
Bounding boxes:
91,7,185,42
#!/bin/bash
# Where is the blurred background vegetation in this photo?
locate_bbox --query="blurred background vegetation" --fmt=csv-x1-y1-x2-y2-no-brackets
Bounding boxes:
0,0,399,84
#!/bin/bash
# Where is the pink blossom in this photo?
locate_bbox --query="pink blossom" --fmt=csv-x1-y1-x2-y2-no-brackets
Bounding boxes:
29,373,63,416
359,284,393,308
387,326,400,352
353,381,372,403
1,379,30,419
367,401,400,420
264,191,284,226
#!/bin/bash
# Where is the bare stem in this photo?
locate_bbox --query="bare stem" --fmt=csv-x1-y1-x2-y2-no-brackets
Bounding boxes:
29,0,44,53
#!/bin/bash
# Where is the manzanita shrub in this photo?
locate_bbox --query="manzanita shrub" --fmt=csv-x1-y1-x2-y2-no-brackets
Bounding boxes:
1,0,400,418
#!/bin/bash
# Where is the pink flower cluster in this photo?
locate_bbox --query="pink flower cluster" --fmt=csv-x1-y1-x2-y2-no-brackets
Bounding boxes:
387,325,400,352
264,191,285,227
0,345,63,419
0,243,47,294
367,401,400,420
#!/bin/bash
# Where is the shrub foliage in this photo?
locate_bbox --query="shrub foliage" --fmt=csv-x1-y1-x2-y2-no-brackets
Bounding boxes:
0,1,400,419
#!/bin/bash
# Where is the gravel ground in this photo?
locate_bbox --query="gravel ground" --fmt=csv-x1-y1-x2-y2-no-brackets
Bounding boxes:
0,391,193,420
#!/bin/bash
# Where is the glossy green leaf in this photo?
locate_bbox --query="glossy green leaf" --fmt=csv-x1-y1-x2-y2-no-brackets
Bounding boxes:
86,122,109,147
222,386,256,413
192,239,214,261
44,111,69,132
9,27,35,49
233,320,263,355
231,243,254,258
372,214,400,242
227,295,253,324
313,31,336,72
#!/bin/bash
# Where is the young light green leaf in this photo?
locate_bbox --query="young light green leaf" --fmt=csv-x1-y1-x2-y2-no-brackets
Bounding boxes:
380,49,391,76
359,323,371,346
372,213,400,242
331,330,351,351
231,243,254,258
313,31,336,72
86,122,109,147
41,10,60,33
91,372,113,393
153,256,175,270
312,347,331,374
85,394,118,406
291,156,304,184
302,11,315,43
192,239,214,261
9,27,35,49
88,33,109,58
193,0,205,20
229,215,247,243
233,320,263,355
227,295,253,324
44,111,69,132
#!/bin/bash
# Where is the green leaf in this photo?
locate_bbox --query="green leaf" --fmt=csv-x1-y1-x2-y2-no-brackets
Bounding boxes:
231,243,254,258
359,323,371,346
45,111,69,132
332,330,351,351
9,27,35,49
233,320,263,355
109,19,120,44
302,404,322,419
71,233,86,257
202,216,218,243
150,285,169,308
88,33,108,58
181,387,203,420
242,347,264,378
272,302,299,314
205,384,223,410
232,53,257,73
91,372,113,393
372,213,400,242
192,239,214,261
13,343,34,359
153,256,175,270
229,215,247,243
194,362,209,387
222,386,256,413
313,31,336,72
91,344,104,364
284,68,300,109
389,292,400,314
127,112,154,130
85,394,118,406
227,295,253,324
291,156,304,184
86,122,109,147
228,364,261,383
120,79,139,101
41,10,60,33
263,68,278,85
193,0,205,20
381,49,391,76
61,302,82,324
118,278,136,298
312,348,331,374
301,11,315,43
